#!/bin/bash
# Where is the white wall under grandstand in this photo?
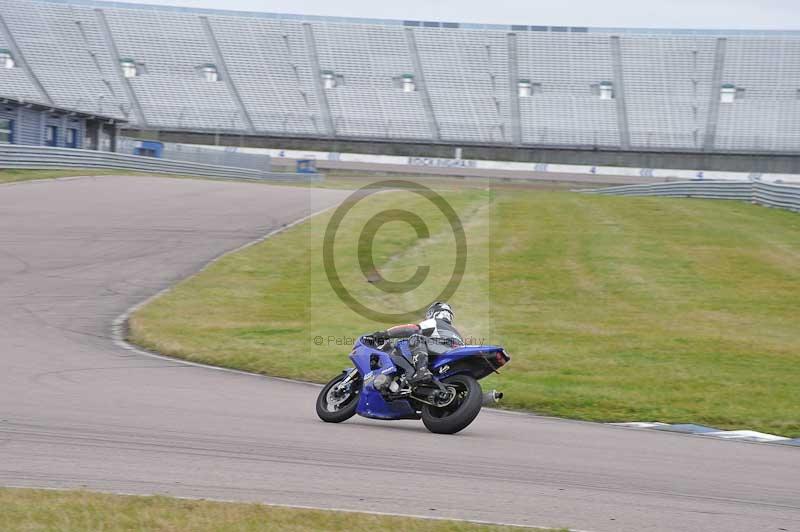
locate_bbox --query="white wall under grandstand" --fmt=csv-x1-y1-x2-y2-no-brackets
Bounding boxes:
191,144,800,184
0,0,799,154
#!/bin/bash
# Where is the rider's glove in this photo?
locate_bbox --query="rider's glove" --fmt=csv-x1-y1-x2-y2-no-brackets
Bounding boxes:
371,330,390,343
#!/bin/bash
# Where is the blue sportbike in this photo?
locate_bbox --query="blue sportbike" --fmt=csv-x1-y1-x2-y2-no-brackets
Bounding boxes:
316,335,510,434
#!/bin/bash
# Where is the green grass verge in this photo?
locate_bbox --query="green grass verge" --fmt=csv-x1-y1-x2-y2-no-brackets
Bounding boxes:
0,169,140,184
0,168,232,185
0,167,422,190
129,187,800,437
0,488,552,531
0,167,576,191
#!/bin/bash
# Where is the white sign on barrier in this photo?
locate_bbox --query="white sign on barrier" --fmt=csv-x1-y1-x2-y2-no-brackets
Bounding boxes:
407,157,478,168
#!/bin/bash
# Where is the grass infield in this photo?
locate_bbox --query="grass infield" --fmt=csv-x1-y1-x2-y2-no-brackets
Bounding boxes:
129,185,800,437
0,168,129,184
0,168,206,185
0,488,553,531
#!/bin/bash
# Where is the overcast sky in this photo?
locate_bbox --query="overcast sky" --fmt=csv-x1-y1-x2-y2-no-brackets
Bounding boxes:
128,0,799,30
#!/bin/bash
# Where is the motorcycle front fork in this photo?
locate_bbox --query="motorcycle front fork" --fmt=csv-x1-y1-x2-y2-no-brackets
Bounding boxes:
335,368,359,392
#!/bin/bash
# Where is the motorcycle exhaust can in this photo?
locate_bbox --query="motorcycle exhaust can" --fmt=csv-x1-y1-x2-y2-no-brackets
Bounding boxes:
482,390,503,405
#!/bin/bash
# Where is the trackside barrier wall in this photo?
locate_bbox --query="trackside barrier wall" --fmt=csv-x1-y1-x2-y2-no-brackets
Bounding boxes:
116,138,274,172
0,145,318,181
178,144,800,184
579,180,800,212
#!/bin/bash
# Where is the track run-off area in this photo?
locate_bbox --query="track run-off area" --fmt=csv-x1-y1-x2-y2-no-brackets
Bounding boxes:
0,175,798,532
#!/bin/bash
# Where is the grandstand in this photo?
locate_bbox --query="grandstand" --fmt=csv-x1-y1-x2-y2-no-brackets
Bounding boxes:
0,0,799,155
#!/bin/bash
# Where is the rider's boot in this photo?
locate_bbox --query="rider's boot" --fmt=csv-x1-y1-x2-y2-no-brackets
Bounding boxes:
408,347,433,385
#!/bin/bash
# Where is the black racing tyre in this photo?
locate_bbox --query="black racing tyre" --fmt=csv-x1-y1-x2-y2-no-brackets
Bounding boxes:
421,374,482,434
316,373,360,423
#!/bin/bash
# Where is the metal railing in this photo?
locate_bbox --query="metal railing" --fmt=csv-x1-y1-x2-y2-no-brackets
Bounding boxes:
117,138,275,173
0,144,318,182
579,180,800,213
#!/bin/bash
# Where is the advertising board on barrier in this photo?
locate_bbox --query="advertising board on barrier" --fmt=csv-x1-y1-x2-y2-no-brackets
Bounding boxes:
407,157,478,168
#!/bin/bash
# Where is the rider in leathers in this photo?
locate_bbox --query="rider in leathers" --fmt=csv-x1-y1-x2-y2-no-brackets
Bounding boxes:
369,302,464,384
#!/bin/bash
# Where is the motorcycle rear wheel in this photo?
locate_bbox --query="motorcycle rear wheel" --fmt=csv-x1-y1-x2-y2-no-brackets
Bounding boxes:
421,374,482,434
316,373,360,423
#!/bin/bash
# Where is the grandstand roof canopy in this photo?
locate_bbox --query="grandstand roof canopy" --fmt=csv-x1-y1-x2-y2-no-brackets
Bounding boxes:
2,0,799,155
0,96,127,123
39,0,800,36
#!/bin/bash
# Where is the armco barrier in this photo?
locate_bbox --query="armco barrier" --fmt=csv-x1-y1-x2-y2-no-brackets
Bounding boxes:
753,181,800,212
0,145,317,182
579,180,800,213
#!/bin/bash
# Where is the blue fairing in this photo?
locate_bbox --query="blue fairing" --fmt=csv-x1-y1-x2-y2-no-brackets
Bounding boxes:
349,340,417,420
347,337,506,420
431,345,504,367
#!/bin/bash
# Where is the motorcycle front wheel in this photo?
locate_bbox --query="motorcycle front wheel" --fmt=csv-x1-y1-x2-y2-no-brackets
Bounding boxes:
316,372,360,423
421,374,482,434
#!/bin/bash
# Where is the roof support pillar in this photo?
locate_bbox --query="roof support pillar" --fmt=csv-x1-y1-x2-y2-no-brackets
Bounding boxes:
0,12,54,105
199,16,255,134
610,35,631,150
302,23,335,137
704,37,727,151
95,8,148,127
404,28,440,141
507,32,522,145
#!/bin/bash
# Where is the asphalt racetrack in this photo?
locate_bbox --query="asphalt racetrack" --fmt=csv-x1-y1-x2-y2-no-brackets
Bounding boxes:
0,176,798,532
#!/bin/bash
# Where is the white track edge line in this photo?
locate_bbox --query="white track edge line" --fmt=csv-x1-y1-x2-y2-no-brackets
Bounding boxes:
9,178,781,529
110,203,332,387
108,193,799,446
8,179,587,531
103,199,600,531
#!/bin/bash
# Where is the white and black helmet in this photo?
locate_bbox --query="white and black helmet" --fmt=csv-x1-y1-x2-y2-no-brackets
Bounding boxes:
425,301,454,324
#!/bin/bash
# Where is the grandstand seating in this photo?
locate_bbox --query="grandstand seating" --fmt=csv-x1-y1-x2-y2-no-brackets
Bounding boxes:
105,6,244,130
716,37,800,152
1,0,127,115
0,0,798,153
0,28,41,102
516,32,620,147
415,28,511,143
209,16,321,135
315,22,431,139
621,36,717,150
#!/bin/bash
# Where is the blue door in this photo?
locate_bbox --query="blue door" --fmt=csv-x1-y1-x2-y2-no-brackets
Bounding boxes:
66,128,78,148
0,118,13,144
45,125,59,147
